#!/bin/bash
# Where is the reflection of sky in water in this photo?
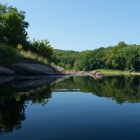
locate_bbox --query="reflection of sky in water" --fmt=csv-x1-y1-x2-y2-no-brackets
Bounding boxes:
4,92,139,140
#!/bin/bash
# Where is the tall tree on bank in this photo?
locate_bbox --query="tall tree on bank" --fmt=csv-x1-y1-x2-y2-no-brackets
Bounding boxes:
0,3,29,47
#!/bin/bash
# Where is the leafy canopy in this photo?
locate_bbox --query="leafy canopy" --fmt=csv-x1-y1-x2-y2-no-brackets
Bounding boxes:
0,3,29,46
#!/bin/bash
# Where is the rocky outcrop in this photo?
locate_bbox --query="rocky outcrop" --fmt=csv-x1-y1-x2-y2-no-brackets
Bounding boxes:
11,63,56,75
90,71,104,79
0,63,105,78
93,71,104,76
0,66,15,74
0,63,74,75
0,76,15,84
52,65,73,74
0,63,63,75
0,63,77,75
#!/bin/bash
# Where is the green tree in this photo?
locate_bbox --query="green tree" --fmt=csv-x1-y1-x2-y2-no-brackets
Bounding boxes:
65,64,72,70
74,50,90,71
0,3,29,47
117,41,127,48
54,49,79,68
31,39,55,62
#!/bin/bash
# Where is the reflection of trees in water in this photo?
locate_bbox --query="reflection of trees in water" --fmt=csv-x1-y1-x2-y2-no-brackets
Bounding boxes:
0,83,52,134
91,76,140,104
0,98,26,134
27,85,52,106
54,75,140,104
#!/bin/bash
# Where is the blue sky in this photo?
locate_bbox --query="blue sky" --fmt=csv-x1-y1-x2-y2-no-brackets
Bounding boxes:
1,0,140,51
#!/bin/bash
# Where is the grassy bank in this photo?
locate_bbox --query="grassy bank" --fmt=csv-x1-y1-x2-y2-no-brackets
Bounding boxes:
94,69,140,75
0,43,50,66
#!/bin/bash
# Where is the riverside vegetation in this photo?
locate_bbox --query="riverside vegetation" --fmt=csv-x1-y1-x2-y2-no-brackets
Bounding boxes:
0,3,140,73
54,42,140,72
0,3,55,66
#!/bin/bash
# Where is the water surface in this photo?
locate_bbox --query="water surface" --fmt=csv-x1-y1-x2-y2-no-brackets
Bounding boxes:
0,75,140,140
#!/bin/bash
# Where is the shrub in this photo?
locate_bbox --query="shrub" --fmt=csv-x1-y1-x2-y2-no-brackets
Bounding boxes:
0,43,23,64
17,44,22,51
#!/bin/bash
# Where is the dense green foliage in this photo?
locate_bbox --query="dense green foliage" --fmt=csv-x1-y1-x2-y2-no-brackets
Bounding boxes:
0,3,55,63
29,39,55,62
54,49,79,69
0,43,23,64
54,42,140,71
0,43,52,65
0,3,29,47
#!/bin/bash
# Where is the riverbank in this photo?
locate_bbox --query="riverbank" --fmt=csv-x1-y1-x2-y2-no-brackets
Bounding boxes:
0,63,72,75
94,69,140,75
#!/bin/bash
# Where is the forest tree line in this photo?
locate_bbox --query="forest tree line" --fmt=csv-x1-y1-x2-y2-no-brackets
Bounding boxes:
54,41,140,71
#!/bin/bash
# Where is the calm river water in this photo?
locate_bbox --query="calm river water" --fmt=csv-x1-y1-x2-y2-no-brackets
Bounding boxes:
0,75,140,140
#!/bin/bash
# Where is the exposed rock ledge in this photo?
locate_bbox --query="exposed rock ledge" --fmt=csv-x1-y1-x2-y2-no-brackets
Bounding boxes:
0,63,105,77
0,66,15,74
0,63,67,75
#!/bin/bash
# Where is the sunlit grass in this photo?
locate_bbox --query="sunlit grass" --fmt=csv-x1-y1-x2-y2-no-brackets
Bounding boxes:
0,43,50,66
96,69,122,73
0,43,23,64
19,50,49,66
93,69,138,75
18,50,56,70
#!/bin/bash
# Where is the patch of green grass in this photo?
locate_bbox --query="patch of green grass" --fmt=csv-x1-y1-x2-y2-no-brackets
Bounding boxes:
0,43,51,67
19,50,50,66
93,69,140,75
0,43,23,64
95,69,122,73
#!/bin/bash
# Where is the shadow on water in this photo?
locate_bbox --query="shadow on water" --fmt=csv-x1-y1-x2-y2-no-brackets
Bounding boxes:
0,75,140,134
0,75,66,134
